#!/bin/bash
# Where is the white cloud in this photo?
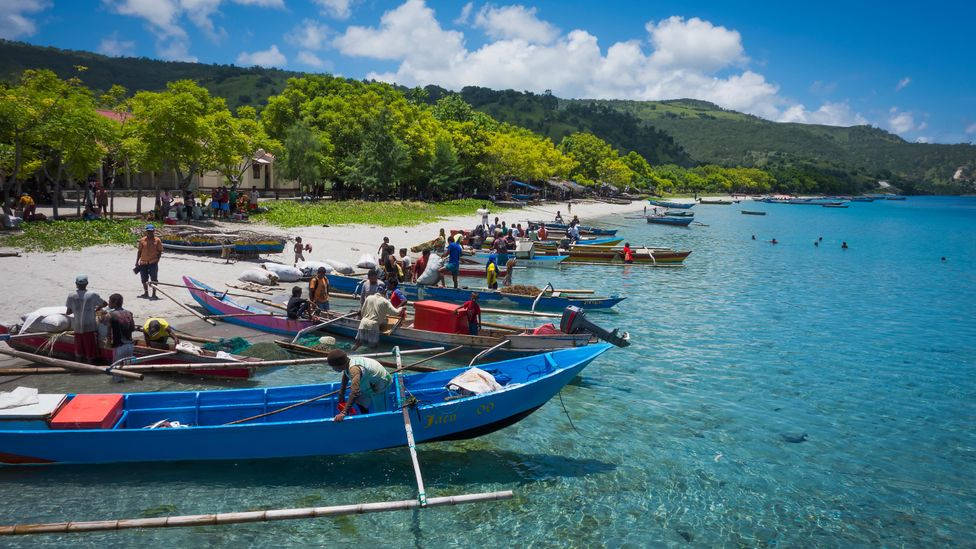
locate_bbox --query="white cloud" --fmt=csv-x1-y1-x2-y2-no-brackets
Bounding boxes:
287,19,330,50
473,4,559,44
97,35,137,57
966,122,976,134
104,0,284,60
888,107,918,134
895,77,911,91
455,2,473,25
335,1,867,127
314,0,356,19
236,44,287,67
646,16,745,71
0,0,49,39
297,50,326,68
778,101,867,126
915,136,929,143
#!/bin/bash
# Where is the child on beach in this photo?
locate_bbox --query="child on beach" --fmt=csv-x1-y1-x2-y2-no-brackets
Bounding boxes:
294,237,311,266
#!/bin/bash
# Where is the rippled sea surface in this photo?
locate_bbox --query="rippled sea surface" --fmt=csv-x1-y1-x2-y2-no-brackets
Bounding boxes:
2,196,975,547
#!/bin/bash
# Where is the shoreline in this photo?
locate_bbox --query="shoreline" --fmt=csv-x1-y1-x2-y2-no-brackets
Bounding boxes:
0,199,646,331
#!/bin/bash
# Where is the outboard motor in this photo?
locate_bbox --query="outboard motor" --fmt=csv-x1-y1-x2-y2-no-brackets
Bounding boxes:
560,306,630,347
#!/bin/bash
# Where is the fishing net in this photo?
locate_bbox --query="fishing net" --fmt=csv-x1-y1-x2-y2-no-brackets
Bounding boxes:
201,337,252,354
296,335,335,351
500,284,542,296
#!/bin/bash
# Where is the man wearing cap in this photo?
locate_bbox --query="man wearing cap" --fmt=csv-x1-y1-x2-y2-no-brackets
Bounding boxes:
135,224,163,299
327,349,391,420
65,275,107,363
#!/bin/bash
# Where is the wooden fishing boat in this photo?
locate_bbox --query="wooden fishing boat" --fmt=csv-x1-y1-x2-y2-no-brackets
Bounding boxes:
563,245,691,265
153,227,286,254
466,251,567,269
526,222,617,236
850,197,875,202
530,238,622,256
325,274,624,311
822,203,849,208
0,325,261,379
741,210,767,215
0,344,613,464
646,215,694,226
698,198,734,205
647,199,694,209
184,277,618,354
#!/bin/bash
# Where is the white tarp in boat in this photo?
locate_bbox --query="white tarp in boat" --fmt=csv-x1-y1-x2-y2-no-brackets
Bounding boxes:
447,367,503,395
0,387,38,410
20,306,70,333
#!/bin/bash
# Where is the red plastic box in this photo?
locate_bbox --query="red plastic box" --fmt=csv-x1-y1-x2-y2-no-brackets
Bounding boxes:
50,394,124,429
413,300,466,334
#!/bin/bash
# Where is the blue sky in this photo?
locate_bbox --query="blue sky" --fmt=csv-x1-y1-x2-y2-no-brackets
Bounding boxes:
6,0,975,143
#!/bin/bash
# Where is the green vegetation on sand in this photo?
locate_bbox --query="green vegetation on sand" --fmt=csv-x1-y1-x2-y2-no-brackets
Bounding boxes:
0,219,142,251
252,199,503,228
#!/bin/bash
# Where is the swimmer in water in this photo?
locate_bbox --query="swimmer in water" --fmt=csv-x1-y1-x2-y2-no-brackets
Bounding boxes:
771,238,778,244
814,241,819,246
841,241,848,249
751,234,756,240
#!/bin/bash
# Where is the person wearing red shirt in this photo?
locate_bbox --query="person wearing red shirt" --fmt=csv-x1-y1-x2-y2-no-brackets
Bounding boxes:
623,242,634,264
412,249,430,283
387,278,407,308
460,292,482,335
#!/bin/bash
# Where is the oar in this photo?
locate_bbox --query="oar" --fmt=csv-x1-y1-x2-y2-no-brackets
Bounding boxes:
290,312,358,344
395,346,427,507
151,283,217,326
0,346,143,380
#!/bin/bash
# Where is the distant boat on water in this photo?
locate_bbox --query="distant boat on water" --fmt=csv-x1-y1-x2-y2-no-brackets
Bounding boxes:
698,198,735,205
648,199,695,209
741,210,766,215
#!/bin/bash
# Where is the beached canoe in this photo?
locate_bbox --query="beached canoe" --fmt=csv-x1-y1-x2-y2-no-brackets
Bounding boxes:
325,274,624,311
0,343,612,464
647,199,695,209
646,215,694,226
184,277,612,354
526,222,618,236
562,245,691,265
0,325,261,379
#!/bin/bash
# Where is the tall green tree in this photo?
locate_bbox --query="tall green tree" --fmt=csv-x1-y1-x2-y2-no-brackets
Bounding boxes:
559,132,617,184
129,80,236,190
279,120,332,195
342,110,408,198
427,135,464,198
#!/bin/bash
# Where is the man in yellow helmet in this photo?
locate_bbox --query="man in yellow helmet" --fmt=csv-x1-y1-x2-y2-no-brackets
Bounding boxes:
142,318,180,350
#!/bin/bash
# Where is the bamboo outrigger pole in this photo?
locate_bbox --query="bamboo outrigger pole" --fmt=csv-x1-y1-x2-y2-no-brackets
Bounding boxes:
150,283,217,326
0,347,144,380
394,347,427,507
0,491,515,535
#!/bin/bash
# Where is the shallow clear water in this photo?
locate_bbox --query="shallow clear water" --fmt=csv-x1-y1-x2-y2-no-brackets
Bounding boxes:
2,197,974,546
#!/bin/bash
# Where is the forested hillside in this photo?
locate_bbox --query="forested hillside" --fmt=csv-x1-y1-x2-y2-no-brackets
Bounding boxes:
0,40,296,109
576,99,976,191
2,39,974,194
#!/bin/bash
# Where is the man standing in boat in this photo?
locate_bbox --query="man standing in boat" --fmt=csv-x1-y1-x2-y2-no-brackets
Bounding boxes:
135,224,162,300
327,349,392,420
352,291,405,351
308,266,330,313
65,274,107,363
102,293,135,367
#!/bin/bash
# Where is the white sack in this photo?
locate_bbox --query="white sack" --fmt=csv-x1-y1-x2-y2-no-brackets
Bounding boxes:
239,269,279,286
262,262,302,282
416,254,444,286
325,259,354,275
298,260,333,278
356,254,377,270
20,307,70,333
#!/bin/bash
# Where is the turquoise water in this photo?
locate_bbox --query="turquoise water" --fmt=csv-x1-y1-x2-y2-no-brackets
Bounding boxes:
2,196,975,546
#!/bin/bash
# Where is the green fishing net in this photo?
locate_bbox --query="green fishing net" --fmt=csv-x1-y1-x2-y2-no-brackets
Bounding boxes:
201,337,252,354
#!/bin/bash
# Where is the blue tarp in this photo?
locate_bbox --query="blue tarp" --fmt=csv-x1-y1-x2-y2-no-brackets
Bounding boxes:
510,180,540,191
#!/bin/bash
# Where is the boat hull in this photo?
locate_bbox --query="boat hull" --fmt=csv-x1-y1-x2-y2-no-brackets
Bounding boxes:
0,326,256,379
0,345,611,464
326,274,623,311
646,216,694,226
563,248,691,265
647,200,694,209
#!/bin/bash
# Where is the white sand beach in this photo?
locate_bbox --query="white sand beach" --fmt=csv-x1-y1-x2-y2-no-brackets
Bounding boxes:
0,199,646,332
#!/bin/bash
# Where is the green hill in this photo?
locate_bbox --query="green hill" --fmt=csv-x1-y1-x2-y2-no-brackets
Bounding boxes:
421,85,693,166
575,98,976,190
0,39,299,109
2,39,972,192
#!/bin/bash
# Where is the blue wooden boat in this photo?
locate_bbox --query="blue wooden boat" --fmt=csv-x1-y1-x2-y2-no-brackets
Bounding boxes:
0,344,612,464
646,215,694,226
526,222,617,236
647,199,694,209
327,274,624,311
851,197,874,202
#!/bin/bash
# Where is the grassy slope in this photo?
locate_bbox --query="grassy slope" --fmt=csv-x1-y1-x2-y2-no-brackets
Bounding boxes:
574,99,976,183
